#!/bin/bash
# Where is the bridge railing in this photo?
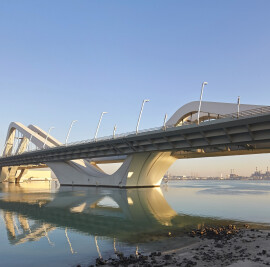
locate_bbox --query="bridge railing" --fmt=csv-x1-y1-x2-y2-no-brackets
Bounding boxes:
219,106,270,120
41,105,270,149
2,105,270,158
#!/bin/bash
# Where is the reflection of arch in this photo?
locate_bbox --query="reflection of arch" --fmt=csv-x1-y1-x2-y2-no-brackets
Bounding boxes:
3,212,16,239
0,186,176,243
2,210,55,245
1,122,176,186
167,101,265,126
0,185,237,243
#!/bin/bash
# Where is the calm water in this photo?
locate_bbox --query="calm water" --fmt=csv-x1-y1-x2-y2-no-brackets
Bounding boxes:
0,180,270,267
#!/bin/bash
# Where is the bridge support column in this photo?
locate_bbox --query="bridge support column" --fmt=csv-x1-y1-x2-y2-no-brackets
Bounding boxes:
0,166,21,183
7,167,19,183
0,167,9,182
48,151,177,187
118,151,177,187
16,169,28,183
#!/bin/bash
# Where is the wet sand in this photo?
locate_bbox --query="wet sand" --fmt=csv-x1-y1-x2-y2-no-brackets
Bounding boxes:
91,228,270,266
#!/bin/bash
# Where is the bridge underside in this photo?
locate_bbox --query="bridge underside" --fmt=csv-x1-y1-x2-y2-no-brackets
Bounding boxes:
47,152,176,187
51,145,270,186
2,146,270,187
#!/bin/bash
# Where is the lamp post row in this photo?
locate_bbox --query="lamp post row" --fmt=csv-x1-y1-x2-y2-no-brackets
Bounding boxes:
2,82,244,155
29,82,244,150
15,79,206,151
23,81,204,150
40,99,151,149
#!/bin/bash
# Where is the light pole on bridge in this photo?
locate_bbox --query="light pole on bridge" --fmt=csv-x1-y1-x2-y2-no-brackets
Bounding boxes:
197,82,208,124
94,112,108,141
43,126,55,149
65,120,78,145
113,124,117,139
136,99,150,134
27,135,33,152
237,96,240,118
163,113,168,131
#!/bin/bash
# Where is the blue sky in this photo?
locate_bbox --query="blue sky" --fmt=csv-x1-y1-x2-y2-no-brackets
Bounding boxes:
1,1,270,176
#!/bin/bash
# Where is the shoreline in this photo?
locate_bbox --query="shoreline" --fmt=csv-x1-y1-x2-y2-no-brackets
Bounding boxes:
89,226,270,267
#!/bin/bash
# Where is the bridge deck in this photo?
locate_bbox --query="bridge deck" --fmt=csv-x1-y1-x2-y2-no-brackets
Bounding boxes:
1,112,270,167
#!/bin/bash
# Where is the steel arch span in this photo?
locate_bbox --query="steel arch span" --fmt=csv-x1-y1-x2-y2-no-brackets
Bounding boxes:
0,122,176,187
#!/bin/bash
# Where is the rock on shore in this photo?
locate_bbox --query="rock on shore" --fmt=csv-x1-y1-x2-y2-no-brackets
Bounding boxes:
86,226,270,267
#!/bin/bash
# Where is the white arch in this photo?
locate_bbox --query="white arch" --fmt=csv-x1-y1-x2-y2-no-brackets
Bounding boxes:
0,122,107,183
1,122,176,186
167,101,265,126
2,122,56,156
28,125,61,147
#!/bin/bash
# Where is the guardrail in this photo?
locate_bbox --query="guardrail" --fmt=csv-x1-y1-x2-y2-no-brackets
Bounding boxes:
1,105,270,159
220,106,270,119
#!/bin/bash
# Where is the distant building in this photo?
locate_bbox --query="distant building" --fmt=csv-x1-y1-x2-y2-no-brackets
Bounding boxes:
163,166,270,181
250,167,270,180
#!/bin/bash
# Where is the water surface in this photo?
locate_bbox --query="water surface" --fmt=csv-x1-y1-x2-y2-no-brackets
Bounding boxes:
0,180,269,266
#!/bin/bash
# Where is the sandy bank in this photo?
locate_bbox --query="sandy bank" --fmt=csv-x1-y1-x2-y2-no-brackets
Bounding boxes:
90,227,270,266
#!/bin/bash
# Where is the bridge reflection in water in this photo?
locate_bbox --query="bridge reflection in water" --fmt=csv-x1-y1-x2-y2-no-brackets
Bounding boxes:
0,183,237,247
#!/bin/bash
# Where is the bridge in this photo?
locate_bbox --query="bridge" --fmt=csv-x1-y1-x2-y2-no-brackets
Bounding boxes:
1,101,270,187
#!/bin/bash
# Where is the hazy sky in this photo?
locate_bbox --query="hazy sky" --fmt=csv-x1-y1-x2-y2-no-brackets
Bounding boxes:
1,1,270,176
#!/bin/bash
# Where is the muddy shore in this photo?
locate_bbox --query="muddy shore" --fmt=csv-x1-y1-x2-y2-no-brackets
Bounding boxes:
87,226,270,267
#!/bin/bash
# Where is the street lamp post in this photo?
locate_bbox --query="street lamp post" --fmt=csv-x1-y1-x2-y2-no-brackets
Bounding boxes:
13,135,23,155
197,82,208,124
65,120,78,145
237,96,240,118
94,112,108,141
43,126,55,149
27,135,33,152
113,124,117,139
136,99,150,134
163,113,168,131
